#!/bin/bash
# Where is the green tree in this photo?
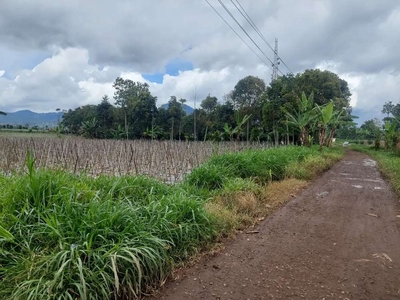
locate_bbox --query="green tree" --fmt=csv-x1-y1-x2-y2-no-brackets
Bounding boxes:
61,105,97,134
113,77,155,139
294,69,351,110
96,95,115,138
167,96,185,140
382,101,395,117
231,76,266,110
178,98,187,140
360,118,382,140
200,94,218,114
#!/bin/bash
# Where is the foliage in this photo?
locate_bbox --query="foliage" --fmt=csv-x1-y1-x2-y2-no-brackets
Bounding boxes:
0,155,214,299
315,102,334,150
0,144,344,298
185,146,339,190
383,120,399,150
284,92,317,146
60,69,354,144
353,146,400,196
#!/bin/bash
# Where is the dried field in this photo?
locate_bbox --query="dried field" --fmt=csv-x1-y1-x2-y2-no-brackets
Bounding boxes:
0,136,268,182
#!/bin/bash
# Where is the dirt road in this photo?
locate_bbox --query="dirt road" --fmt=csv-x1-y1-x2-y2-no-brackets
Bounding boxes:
150,151,400,299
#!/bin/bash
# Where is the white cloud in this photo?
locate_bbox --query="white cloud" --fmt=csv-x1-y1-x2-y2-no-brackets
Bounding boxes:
0,0,399,123
0,47,270,112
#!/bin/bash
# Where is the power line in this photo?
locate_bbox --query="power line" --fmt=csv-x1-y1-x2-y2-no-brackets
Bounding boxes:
204,0,273,71
217,0,277,69
230,0,275,54
234,0,293,74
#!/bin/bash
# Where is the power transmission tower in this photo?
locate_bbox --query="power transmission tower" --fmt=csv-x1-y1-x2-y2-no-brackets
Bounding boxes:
271,38,280,82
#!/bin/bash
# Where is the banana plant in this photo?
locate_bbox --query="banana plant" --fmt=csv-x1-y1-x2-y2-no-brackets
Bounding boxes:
223,113,252,141
384,121,399,150
80,117,98,139
285,92,316,146
315,102,334,150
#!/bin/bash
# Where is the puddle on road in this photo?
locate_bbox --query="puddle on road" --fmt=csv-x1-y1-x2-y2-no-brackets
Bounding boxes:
374,187,384,190
316,191,329,198
352,185,363,189
363,159,377,167
345,178,383,183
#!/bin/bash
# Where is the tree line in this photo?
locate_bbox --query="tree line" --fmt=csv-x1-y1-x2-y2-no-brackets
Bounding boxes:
60,69,354,145
341,101,400,149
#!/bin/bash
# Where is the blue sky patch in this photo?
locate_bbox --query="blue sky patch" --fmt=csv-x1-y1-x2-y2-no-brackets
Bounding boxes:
0,47,51,79
142,58,194,84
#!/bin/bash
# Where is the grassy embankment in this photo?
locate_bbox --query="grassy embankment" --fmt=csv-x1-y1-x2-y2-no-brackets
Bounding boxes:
352,144,400,197
0,146,343,299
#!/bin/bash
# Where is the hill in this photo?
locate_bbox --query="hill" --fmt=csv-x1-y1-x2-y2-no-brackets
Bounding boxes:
0,110,62,127
160,103,194,115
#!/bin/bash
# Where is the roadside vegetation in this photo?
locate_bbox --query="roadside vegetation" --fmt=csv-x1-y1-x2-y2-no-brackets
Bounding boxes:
350,104,400,197
352,145,400,197
0,145,343,300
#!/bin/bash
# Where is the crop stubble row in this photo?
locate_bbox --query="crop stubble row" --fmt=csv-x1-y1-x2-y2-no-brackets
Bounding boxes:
0,137,268,183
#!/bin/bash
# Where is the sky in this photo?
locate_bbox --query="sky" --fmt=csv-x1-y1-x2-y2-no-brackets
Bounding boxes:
0,0,399,125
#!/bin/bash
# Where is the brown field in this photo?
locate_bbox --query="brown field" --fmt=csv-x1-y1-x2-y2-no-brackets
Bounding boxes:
0,137,268,183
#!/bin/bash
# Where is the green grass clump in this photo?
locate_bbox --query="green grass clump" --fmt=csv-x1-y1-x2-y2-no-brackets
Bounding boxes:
185,146,340,189
0,154,214,300
0,146,344,299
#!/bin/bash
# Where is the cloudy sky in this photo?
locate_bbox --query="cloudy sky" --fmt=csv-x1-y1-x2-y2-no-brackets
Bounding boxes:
0,0,399,124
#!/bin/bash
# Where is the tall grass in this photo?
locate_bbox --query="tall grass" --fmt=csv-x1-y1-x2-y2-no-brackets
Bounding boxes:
0,146,344,299
186,146,343,189
0,153,213,299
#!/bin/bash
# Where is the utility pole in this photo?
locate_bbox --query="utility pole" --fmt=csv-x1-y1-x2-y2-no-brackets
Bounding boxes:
271,38,280,82
193,87,197,141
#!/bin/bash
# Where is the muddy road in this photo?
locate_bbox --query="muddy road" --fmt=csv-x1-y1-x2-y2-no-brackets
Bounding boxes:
150,151,400,300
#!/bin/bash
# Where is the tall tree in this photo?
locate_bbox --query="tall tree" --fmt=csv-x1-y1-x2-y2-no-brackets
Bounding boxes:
382,101,395,117
113,77,155,139
200,94,218,114
97,95,115,138
178,98,187,140
167,96,185,140
231,76,266,110
294,69,351,110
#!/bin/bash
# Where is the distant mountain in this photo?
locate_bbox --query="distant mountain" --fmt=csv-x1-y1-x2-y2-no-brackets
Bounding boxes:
0,110,63,127
160,103,194,115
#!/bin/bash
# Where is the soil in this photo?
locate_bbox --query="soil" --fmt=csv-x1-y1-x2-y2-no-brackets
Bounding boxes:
149,151,400,300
